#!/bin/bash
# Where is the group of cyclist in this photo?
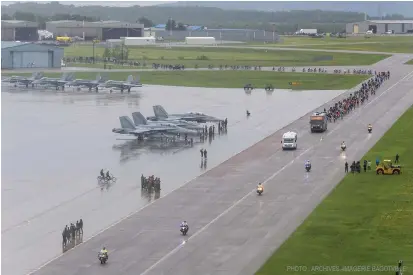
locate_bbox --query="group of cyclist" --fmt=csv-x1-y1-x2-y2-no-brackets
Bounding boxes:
322,71,389,123
99,169,114,182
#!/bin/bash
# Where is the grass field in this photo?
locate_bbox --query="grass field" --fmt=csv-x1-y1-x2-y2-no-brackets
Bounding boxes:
1,71,369,90
253,35,413,53
406,59,413,65
257,106,413,275
64,45,389,67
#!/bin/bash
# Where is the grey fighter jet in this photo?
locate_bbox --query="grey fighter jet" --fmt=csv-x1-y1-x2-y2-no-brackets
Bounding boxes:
148,105,223,123
67,73,108,92
2,72,44,88
131,112,199,135
99,75,142,93
32,72,75,90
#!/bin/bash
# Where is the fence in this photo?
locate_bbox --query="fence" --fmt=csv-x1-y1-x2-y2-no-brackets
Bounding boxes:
154,30,281,43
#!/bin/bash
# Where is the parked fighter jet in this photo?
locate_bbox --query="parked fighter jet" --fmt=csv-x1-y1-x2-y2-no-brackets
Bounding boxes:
99,75,142,93
32,72,75,90
2,72,44,87
131,112,199,135
67,73,108,92
148,105,223,123
112,116,179,140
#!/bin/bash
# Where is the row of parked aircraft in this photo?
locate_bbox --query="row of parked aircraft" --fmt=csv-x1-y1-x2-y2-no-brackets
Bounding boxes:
113,105,223,139
2,72,142,93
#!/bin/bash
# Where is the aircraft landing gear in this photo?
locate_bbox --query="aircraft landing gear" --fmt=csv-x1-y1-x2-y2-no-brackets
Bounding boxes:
110,89,113,93
121,89,124,94
95,87,98,93
128,88,131,93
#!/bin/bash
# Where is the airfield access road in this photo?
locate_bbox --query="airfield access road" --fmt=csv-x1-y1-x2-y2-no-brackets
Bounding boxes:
31,56,413,274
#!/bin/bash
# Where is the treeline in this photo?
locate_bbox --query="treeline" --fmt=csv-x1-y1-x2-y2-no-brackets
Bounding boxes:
1,12,99,29
1,2,412,33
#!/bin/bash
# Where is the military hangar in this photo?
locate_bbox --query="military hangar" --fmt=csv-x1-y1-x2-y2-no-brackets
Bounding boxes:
1,42,64,69
346,20,413,34
45,20,144,40
1,20,39,41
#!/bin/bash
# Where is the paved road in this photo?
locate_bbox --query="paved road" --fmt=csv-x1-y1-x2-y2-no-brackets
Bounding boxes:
3,54,411,75
176,44,412,55
31,59,413,274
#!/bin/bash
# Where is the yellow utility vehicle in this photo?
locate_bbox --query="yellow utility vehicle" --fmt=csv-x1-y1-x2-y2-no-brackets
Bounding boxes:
376,160,401,175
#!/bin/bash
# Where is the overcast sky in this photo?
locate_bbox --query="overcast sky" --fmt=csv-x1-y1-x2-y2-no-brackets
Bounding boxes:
1,1,171,6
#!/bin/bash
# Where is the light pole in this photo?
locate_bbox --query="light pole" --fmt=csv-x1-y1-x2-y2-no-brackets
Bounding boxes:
272,24,276,43
92,39,96,64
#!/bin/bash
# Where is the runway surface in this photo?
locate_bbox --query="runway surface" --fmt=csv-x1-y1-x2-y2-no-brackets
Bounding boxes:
1,85,347,275
29,61,413,273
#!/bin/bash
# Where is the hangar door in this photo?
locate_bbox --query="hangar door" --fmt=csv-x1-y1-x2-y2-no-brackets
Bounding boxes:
353,24,359,33
22,52,50,68
12,52,23,68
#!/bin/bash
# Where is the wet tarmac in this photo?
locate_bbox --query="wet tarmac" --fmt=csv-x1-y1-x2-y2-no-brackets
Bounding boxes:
1,84,347,275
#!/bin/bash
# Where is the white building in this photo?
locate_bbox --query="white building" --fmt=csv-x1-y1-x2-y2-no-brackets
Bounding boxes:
123,37,156,46
185,37,216,45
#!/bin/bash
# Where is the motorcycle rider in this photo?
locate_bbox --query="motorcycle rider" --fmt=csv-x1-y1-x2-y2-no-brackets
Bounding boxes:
100,169,104,178
341,141,346,149
106,171,111,181
368,124,372,131
100,247,108,258
305,160,311,169
257,183,264,192
180,221,189,232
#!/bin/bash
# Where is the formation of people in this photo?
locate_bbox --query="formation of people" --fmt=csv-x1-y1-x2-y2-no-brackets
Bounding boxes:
321,71,390,123
62,219,83,248
141,174,161,192
152,63,185,70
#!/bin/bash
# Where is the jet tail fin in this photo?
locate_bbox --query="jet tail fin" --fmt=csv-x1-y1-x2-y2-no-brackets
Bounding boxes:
132,112,148,125
126,75,134,83
32,71,44,79
119,116,136,129
97,73,109,83
132,75,141,84
153,105,168,118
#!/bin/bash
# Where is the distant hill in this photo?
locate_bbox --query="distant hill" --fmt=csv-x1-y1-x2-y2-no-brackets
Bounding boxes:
157,1,413,17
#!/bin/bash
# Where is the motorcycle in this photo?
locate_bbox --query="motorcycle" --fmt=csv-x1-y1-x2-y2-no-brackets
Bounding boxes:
368,127,372,133
180,225,188,236
98,252,108,264
257,186,263,195
341,144,346,151
305,164,311,172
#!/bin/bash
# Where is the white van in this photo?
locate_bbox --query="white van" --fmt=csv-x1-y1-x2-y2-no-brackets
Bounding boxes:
282,131,298,150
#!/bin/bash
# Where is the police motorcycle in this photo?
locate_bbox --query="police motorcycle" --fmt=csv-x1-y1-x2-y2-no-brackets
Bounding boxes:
341,142,346,152
368,124,372,133
305,161,311,172
257,184,264,195
180,222,189,236
98,249,108,264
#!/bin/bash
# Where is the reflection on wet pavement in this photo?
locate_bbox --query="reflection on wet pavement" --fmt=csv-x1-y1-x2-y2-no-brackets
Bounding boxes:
1,84,346,275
